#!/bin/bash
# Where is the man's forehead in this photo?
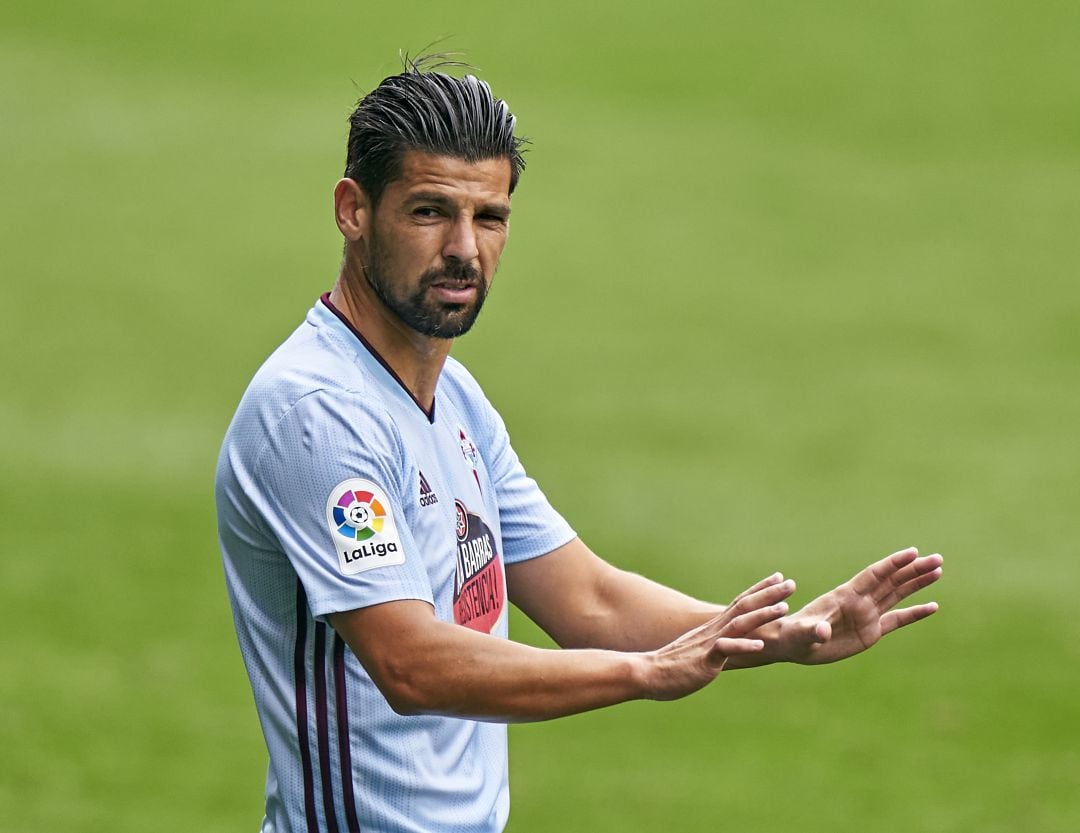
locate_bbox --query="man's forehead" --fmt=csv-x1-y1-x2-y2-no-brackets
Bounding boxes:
391,151,513,202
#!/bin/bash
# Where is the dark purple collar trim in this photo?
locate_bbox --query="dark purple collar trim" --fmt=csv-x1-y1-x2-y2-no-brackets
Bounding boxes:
320,292,436,423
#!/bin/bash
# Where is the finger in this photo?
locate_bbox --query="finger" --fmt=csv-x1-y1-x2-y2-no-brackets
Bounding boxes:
729,572,786,607
728,578,796,615
880,601,939,635
850,547,919,595
708,637,766,669
883,553,942,585
724,601,790,637
877,564,943,610
872,551,941,596
692,581,793,643
716,582,795,631
873,555,943,606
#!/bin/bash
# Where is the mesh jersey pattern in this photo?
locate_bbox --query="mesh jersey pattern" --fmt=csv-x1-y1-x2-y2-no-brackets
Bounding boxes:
216,299,575,833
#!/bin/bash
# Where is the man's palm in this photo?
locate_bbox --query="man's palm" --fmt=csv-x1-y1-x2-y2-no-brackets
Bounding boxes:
779,548,942,665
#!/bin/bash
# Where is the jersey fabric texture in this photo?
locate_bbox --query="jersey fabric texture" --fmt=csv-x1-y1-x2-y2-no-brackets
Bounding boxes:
216,295,575,833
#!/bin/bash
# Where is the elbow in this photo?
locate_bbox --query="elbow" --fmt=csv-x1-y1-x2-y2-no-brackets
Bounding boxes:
372,657,444,716
383,685,427,717
330,605,462,716
385,694,423,717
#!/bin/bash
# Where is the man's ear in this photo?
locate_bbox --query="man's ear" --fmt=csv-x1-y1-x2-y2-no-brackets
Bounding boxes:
334,178,372,242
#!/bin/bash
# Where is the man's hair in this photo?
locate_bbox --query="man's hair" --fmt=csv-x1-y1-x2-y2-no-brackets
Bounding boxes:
344,54,526,205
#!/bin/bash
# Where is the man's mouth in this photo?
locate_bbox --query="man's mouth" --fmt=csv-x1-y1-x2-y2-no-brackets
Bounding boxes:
427,267,484,300
429,279,481,303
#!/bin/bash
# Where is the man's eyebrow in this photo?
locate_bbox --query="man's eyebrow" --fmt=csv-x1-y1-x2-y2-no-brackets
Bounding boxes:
405,191,511,218
405,191,456,207
477,201,512,219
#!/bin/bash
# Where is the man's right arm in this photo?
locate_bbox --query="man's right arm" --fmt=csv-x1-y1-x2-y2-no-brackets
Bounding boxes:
506,538,942,670
327,572,793,723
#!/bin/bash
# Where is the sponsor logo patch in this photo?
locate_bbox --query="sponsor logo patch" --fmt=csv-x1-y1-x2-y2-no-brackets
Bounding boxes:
326,479,405,575
452,499,504,634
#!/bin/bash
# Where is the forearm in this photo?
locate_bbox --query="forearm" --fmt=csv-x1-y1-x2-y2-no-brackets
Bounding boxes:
581,569,788,666
331,573,792,722
508,539,725,651
330,603,650,723
573,567,723,651
507,539,793,665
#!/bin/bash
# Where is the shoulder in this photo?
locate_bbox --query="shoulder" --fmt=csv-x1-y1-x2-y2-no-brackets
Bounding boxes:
439,355,489,404
440,355,501,424
254,312,382,410
222,316,403,473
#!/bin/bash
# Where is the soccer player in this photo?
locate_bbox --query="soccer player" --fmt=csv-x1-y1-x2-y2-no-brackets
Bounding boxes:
215,57,944,833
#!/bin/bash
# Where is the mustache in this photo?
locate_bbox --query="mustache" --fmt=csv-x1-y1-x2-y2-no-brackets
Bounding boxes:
420,261,484,286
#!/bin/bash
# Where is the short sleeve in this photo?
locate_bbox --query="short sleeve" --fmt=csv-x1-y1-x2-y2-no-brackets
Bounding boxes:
481,404,576,564
254,389,434,618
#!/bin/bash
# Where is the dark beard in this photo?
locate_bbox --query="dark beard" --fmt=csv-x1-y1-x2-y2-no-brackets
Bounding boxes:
361,235,489,339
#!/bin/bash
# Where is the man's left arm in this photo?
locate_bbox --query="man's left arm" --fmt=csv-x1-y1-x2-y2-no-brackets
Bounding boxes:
506,538,942,666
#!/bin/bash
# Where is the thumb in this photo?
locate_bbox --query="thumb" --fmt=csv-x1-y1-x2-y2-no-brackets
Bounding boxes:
790,617,830,645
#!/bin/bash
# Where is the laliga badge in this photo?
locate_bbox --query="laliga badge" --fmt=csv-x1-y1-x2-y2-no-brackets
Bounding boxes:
326,478,405,575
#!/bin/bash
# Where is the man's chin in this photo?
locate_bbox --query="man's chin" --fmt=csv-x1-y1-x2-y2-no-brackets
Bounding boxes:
409,305,481,339
430,314,481,339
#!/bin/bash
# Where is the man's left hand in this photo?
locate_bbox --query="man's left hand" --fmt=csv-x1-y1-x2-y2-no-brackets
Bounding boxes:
766,547,943,665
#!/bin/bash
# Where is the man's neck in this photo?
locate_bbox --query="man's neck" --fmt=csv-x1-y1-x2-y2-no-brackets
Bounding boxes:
328,267,452,414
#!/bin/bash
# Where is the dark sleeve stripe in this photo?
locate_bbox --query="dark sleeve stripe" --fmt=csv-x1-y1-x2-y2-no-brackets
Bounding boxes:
333,634,362,833
294,581,320,833
313,622,341,833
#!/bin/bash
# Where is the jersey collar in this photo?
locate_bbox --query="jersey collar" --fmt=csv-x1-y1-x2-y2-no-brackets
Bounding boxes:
318,293,436,424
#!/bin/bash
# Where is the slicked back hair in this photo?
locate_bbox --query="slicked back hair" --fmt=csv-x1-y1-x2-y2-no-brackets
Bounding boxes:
344,56,526,206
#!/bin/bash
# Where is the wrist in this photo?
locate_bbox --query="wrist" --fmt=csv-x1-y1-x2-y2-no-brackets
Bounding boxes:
628,651,662,701
726,619,785,669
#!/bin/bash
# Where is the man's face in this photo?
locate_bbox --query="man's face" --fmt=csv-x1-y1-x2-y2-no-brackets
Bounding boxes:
361,151,512,339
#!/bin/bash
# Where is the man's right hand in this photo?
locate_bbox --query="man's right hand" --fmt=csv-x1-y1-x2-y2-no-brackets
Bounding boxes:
641,573,795,701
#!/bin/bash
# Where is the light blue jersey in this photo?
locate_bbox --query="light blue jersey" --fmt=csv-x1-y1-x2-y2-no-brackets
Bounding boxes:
216,296,575,833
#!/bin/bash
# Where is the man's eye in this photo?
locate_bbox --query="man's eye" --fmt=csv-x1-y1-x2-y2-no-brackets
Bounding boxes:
413,207,440,218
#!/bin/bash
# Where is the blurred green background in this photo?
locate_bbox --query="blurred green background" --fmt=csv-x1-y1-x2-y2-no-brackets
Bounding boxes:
2,1,1078,831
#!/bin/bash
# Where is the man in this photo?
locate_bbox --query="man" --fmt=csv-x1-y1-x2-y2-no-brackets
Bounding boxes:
216,58,943,833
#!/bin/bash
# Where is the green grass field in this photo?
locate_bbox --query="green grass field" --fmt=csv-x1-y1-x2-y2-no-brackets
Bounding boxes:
2,1,1078,830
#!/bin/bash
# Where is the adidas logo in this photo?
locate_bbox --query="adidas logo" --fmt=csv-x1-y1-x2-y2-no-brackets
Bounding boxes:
419,471,440,507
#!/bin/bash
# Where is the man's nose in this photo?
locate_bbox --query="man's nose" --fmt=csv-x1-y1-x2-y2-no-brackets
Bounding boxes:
442,217,480,263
